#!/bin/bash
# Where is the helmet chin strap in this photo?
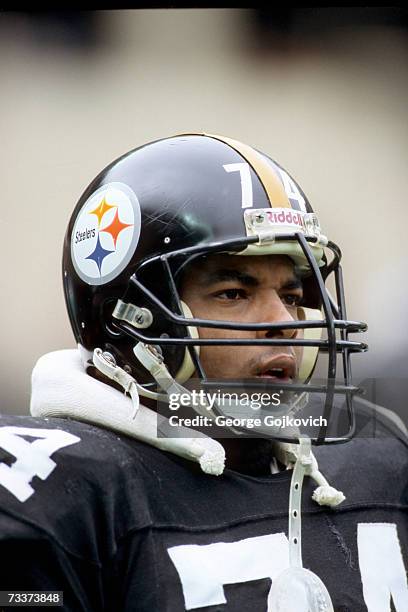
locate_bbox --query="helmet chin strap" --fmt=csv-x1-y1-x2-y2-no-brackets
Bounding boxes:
132,342,218,418
91,348,225,475
93,348,140,419
273,441,345,508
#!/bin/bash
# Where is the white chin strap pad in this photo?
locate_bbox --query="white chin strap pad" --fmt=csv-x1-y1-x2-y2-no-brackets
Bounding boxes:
297,306,323,382
175,301,200,383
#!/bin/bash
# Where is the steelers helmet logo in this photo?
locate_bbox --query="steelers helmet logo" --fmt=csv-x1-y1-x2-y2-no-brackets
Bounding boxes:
71,182,141,286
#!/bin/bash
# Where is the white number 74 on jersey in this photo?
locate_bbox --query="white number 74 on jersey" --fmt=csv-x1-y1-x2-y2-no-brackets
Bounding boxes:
0,426,80,502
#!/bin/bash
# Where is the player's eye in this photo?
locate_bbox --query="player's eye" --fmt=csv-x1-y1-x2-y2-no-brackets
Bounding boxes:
215,288,248,301
282,293,303,307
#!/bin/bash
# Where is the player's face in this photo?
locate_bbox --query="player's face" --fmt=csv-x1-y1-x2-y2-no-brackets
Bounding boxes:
180,254,304,381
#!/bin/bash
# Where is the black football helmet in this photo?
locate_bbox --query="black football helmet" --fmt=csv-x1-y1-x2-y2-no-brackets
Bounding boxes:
63,133,367,443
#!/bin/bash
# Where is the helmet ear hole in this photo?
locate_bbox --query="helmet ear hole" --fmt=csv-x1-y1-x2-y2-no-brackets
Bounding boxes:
297,307,322,382
102,298,125,339
175,301,200,383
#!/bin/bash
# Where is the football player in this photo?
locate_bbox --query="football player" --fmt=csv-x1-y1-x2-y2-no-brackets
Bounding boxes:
0,133,407,611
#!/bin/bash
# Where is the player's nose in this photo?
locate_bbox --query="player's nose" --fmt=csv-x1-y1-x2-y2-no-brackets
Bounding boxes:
256,294,298,340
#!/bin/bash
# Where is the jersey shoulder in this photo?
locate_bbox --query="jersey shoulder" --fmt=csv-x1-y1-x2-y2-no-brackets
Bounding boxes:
0,414,161,563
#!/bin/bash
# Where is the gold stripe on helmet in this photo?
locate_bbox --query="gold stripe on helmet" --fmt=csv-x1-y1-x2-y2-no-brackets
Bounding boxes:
204,133,291,208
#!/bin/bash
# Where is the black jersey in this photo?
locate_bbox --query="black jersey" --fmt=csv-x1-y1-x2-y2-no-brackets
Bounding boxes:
0,413,406,612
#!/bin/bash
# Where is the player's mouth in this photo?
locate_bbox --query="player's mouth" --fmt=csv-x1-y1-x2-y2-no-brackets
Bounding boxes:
254,355,297,383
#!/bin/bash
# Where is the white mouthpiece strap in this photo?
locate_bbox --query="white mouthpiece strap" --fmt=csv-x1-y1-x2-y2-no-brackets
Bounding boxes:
288,437,311,568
